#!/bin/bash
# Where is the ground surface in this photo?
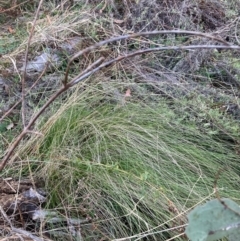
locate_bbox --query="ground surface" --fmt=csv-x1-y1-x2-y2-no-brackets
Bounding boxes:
0,0,240,240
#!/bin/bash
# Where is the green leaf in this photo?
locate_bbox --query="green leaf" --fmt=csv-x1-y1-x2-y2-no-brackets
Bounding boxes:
186,198,240,241
0,122,8,133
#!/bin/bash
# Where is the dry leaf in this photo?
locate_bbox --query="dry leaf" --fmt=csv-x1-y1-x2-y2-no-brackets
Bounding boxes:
121,88,132,106
6,122,14,130
8,26,15,33
168,200,178,214
113,18,125,24
46,15,52,24
124,88,131,97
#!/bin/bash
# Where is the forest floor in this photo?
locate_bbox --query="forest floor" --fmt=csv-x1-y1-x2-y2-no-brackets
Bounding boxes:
0,0,240,240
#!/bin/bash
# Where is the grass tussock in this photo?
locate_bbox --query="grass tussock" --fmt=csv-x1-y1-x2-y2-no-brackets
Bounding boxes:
15,81,240,240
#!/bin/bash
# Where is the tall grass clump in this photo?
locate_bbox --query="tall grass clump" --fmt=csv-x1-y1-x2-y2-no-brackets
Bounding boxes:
15,80,240,240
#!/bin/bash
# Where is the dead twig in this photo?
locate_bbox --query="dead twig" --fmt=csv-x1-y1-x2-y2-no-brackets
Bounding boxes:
0,0,31,13
0,205,13,228
21,0,44,127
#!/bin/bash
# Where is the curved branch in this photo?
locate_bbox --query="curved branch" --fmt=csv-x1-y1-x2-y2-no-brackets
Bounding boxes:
63,30,230,85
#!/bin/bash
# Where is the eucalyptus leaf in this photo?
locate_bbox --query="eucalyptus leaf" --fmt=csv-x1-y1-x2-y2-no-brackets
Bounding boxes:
186,198,240,241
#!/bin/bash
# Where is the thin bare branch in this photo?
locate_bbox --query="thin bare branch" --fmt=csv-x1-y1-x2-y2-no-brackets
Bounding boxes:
21,0,44,127
0,205,13,228
63,30,230,84
64,57,105,87
0,0,31,13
